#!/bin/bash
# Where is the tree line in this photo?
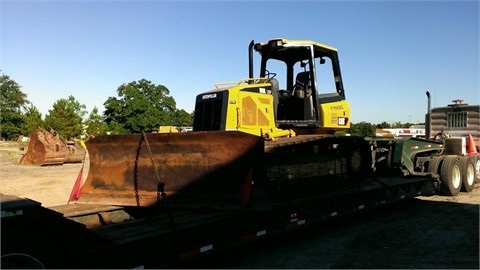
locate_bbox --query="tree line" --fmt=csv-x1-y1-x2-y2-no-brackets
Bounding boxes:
0,73,419,141
0,74,193,140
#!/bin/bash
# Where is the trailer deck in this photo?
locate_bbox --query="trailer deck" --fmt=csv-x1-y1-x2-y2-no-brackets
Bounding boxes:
1,174,439,268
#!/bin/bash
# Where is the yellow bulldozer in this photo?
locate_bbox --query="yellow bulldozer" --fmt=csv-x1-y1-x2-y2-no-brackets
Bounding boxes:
78,38,371,209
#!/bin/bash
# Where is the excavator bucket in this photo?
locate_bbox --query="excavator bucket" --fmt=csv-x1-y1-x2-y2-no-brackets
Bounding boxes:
19,128,86,166
77,131,264,207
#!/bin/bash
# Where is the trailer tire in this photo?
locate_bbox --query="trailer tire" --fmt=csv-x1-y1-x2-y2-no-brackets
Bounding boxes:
1,221,65,269
460,156,476,192
340,138,372,182
1,253,45,269
440,156,462,196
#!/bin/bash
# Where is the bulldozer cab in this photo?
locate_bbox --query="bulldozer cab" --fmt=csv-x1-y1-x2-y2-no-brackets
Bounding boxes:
192,38,350,138
253,38,350,133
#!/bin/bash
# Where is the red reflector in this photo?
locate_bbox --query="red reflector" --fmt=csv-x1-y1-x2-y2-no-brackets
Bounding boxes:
180,249,199,258
286,223,296,229
242,234,255,241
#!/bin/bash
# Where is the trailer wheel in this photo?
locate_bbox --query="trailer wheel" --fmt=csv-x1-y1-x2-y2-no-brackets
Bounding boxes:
460,156,476,192
349,149,363,172
2,223,64,269
345,144,372,182
440,156,462,196
1,253,45,269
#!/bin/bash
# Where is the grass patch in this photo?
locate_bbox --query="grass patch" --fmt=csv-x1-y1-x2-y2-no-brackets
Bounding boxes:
0,141,26,162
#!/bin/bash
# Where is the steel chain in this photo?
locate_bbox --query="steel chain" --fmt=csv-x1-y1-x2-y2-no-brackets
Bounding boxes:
133,135,144,206
142,132,166,203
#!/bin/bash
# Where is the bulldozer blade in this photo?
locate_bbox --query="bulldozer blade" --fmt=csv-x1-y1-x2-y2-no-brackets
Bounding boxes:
77,131,264,207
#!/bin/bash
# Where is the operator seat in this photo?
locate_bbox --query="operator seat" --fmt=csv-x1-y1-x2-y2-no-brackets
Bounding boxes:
293,71,310,98
293,71,316,121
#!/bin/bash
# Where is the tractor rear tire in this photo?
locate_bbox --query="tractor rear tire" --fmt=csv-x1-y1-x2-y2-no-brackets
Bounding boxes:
440,156,462,196
460,156,475,192
472,155,480,184
428,156,444,175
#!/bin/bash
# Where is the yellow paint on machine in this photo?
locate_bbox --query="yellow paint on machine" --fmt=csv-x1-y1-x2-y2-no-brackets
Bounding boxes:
222,81,289,139
320,100,351,129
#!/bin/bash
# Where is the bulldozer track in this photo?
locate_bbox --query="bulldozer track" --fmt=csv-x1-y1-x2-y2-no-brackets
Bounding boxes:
265,135,328,152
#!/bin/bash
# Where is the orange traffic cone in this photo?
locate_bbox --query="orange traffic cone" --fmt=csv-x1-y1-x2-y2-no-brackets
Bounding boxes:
467,134,478,156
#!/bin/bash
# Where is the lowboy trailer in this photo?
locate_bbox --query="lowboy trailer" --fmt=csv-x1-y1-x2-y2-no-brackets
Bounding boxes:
1,173,438,269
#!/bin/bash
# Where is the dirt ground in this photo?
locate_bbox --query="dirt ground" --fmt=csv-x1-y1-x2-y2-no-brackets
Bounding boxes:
0,141,90,207
1,141,479,268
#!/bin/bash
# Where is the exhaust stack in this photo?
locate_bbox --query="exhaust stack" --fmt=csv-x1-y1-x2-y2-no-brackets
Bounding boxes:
248,40,254,81
425,91,431,139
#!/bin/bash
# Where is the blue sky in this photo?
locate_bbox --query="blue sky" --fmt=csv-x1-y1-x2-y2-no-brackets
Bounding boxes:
1,0,478,124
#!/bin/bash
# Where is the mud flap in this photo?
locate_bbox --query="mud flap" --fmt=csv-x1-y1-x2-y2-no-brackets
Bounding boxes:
77,131,264,207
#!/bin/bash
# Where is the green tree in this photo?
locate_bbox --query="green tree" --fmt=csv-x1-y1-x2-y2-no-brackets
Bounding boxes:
23,105,44,136
0,74,29,140
349,121,375,137
106,120,127,135
66,95,88,120
104,79,178,133
84,106,108,138
333,130,348,136
391,121,404,128
44,95,85,139
376,121,391,128
173,109,194,126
